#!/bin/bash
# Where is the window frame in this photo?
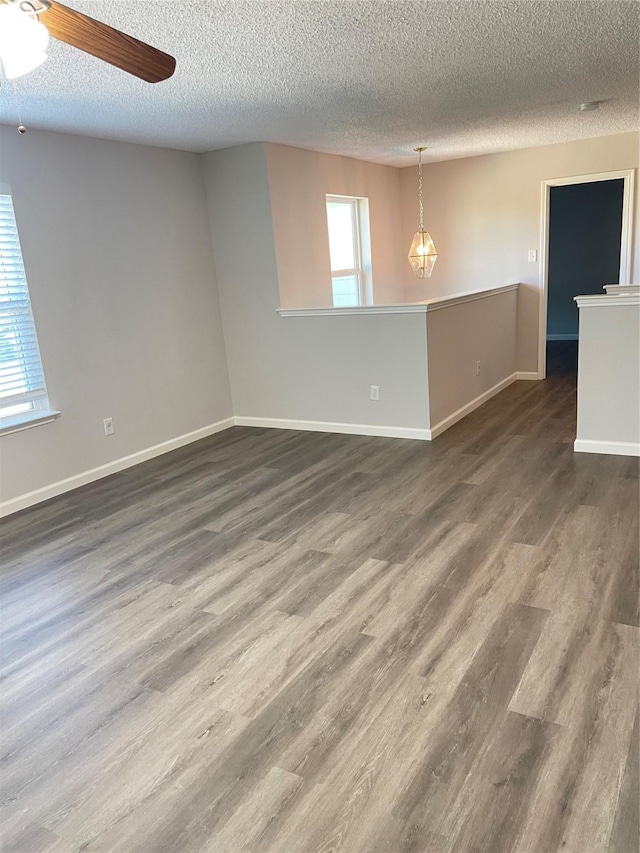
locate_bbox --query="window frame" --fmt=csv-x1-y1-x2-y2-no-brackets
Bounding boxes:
326,194,373,307
0,185,58,436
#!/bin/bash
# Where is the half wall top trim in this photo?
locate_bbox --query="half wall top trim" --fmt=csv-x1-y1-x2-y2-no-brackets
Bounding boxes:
277,283,519,317
575,293,640,308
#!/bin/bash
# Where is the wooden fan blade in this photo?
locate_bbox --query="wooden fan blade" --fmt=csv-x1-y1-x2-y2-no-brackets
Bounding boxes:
40,0,176,83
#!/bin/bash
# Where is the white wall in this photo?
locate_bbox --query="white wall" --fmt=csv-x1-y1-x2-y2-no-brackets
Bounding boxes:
575,299,640,455
427,288,518,430
0,126,232,506
266,143,407,308
204,143,430,436
400,132,640,374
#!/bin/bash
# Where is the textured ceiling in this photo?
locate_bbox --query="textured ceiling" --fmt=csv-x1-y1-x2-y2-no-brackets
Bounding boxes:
0,0,638,165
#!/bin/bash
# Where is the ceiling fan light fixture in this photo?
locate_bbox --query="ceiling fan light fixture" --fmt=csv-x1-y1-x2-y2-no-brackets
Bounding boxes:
0,3,49,80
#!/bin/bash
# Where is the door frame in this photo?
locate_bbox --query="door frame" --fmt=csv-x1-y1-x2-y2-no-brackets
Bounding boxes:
537,169,635,379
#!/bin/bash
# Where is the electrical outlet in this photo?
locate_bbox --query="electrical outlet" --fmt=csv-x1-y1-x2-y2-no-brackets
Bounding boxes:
528,249,538,263
103,417,114,436
370,385,380,401
476,361,481,376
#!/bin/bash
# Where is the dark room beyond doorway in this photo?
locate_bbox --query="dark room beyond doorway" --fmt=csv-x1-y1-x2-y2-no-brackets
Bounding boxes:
546,178,624,347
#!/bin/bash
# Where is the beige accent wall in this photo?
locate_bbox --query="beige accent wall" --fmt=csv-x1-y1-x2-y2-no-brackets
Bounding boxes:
266,143,406,308
575,301,640,451
0,126,232,504
400,132,640,374
204,143,430,433
427,289,518,429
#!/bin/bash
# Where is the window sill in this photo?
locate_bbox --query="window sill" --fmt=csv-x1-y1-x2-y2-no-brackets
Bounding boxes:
0,409,61,437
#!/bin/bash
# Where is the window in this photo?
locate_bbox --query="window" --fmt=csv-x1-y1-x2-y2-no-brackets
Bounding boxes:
0,192,53,429
326,195,372,307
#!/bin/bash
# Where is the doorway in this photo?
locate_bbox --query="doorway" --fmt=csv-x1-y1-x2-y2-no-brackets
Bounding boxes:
538,169,635,378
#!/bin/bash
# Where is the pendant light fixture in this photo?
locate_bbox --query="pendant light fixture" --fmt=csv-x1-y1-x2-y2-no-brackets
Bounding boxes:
408,146,438,278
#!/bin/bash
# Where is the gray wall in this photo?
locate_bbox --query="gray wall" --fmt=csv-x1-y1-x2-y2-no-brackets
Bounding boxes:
0,126,232,504
427,289,517,428
547,180,624,338
2,127,637,507
576,302,640,450
203,143,430,433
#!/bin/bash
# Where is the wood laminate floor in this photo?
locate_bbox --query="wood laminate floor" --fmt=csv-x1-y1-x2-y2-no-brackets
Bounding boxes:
1,344,638,852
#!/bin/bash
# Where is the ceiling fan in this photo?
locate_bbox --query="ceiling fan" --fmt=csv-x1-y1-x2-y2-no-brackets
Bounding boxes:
0,0,176,83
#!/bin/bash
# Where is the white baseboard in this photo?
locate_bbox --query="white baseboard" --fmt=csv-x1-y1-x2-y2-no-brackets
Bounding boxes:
234,415,430,442
547,334,579,341
0,417,235,518
428,373,517,439
574,438,640,457
515,371,540,381
4,372,552,517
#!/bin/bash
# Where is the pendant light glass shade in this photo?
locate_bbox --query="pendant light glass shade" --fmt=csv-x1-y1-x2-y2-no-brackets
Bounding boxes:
408,147,437,278
408,229,437,278
0,4,49,80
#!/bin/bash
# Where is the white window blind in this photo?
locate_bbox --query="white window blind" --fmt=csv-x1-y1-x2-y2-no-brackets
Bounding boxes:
0,193,50,419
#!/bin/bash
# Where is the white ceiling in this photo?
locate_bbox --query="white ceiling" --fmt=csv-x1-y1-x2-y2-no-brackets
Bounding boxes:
0,0,638,166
